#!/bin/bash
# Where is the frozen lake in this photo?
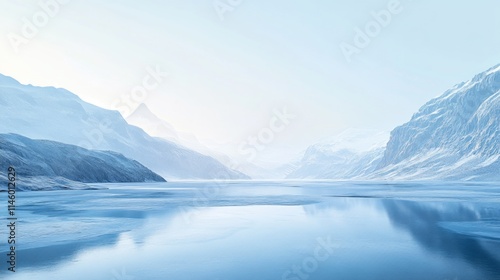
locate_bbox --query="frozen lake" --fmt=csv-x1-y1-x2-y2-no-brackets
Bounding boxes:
2,181,500,280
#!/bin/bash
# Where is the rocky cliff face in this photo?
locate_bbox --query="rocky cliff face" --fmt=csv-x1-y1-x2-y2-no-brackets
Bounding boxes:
376,64,500,180
0,133,166,183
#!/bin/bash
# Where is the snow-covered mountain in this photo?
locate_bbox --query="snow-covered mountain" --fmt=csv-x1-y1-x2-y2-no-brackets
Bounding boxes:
0,74,249,180
375,64,500,180
126,103,233,164
286,64,500,181
127,103,197,147
0,133,165,190
126,103,295,179
286,129,389,179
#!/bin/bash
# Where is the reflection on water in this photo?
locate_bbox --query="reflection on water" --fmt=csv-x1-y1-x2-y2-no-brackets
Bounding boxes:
1,181,499,280
383,199,500,278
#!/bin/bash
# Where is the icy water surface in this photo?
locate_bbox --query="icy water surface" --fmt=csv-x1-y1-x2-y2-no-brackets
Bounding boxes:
1,181,500,280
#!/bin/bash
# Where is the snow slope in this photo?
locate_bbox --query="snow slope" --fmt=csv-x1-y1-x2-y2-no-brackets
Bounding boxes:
285,64,499,181
126,103,234,166
126,103,195,146
0,74,248,179
375,64,500,180
0,133,165,190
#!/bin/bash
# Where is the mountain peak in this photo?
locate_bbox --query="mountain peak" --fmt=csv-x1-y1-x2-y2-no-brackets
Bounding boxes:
470,63,500,83
134,102,154,115
128,103,166,122
127,103,177,133
485,64,500,75
1,77,249,179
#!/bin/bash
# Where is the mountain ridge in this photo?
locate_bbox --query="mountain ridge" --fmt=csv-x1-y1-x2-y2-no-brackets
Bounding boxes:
0,74,249,180
0,133,165,190
284,64,499,181
286,129,389,179
374,64,500,180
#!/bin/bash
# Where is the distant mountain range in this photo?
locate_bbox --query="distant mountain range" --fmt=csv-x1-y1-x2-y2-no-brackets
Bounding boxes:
286,64,500,181
126,103,301,179
286,129,389,179
1,63,498,183
126,103,235,166
0,74,249,180
126,103,199,148
0,133,165,190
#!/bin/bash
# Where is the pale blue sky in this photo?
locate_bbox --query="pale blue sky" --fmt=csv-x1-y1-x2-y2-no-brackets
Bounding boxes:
1,0,499,165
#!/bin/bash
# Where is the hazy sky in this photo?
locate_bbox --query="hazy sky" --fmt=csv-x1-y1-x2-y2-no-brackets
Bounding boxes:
1,0,499,166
